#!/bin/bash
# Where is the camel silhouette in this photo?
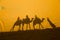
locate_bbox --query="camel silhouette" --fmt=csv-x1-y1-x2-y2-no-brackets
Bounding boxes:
11,17,22,31
22,15,34,30
47,17,56,29
33,15,45,29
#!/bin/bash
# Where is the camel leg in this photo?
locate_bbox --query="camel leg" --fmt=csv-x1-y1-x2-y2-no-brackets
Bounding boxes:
40,24,44,28
10,25,15,31
22,23,24,31
29,23,31,30
33,23,35,30
39,24,40,29
18,25,21,31
26,24,28,30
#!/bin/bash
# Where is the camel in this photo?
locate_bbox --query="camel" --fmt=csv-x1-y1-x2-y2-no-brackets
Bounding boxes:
47,17,56,29
11,17,22,31
33,15,45,29
22,15,34,30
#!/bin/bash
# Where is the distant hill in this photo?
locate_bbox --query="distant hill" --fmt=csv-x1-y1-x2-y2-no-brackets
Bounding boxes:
0,27,60,40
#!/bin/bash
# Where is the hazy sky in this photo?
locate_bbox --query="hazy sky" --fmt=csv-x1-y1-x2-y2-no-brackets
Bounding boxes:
0,0,60,32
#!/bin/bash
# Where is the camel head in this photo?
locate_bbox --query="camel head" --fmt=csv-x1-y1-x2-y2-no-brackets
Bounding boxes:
41,18,45,22
30,18,34,22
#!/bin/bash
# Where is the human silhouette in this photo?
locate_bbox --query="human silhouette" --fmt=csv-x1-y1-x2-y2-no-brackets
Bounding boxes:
11,17,22,31
22,15,33,30
33,15,45,29
47,17,56,29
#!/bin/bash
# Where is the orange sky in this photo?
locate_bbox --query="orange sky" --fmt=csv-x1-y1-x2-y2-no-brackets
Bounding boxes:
0,0,60,32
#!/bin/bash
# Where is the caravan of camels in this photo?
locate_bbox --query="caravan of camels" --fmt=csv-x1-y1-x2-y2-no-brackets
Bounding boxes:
10,15,56,31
